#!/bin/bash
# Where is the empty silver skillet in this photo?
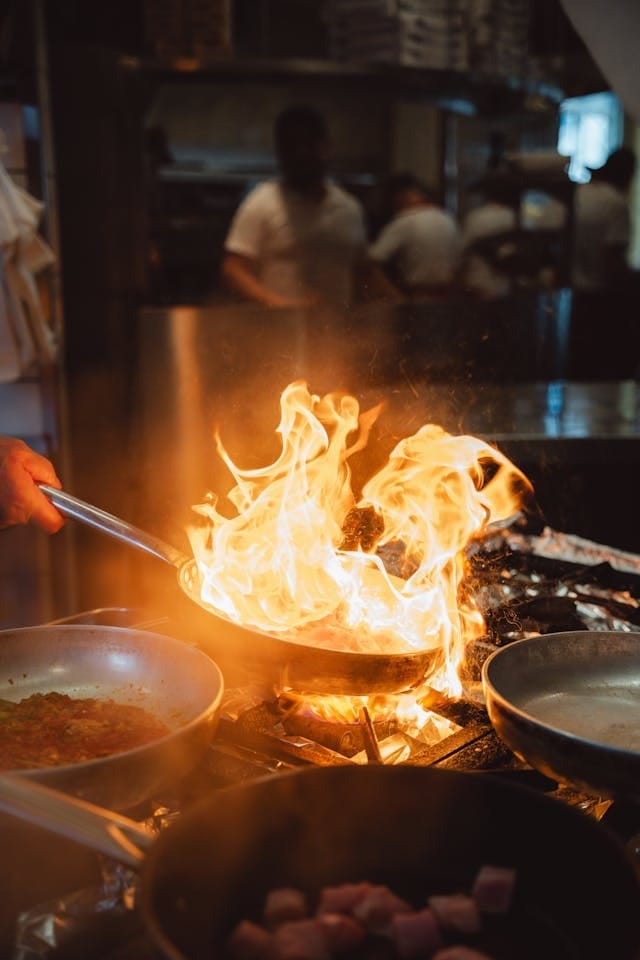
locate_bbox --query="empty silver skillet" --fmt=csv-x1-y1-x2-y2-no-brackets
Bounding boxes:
483,630,640,800
40,485,439,696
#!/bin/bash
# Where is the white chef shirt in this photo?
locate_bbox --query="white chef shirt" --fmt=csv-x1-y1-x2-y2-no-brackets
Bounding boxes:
461,202,517,248
572,181,630,291
224,179,368,308
461,202,517,300
368,206,461,289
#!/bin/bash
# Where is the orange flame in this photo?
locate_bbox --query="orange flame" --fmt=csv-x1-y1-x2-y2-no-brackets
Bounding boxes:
188,382,529,690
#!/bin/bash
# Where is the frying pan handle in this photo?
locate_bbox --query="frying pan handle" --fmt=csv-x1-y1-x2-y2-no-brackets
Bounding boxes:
39,484,190,568
0,774,154,869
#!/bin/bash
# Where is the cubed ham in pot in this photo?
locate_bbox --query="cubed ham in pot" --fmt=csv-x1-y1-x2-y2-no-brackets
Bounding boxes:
264,888,309,928
427,894,481,935
470,866,517,915
433,948,494,960
227,919,275,960
274,919,331,960
391,907,443,958
317,882,373,916
224,867,517,960
352,884,412,934
316,913,367,953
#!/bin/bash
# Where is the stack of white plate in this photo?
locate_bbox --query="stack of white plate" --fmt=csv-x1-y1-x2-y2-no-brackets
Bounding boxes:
324,0,470,71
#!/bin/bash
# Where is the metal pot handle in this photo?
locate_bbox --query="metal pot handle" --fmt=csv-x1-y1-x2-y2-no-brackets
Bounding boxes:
0,774,154,869
39,484,190,568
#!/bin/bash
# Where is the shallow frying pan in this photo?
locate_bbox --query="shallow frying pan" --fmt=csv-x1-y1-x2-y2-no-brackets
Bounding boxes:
0,765,638,960
0,624,224,811
40,485,438,696
482,630,640,800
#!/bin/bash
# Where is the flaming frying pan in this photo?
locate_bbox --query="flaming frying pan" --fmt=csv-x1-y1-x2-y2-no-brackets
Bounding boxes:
40,486,439,696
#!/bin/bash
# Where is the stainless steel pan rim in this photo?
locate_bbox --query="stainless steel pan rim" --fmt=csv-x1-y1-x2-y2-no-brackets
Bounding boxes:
0,623,225,810
0,624,223,776
177,557,440,693
484,635,640,758
482,630,640,799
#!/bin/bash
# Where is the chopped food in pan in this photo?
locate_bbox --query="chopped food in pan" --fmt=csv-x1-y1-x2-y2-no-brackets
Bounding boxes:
0,692,171,769
226,867,517,959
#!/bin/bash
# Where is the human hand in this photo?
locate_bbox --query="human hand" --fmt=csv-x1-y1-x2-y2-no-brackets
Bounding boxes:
0,437,65,533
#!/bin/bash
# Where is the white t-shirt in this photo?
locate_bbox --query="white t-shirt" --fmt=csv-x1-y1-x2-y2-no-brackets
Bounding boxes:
461,202,517,247
572,181,630,291
368,206,461,288
461,202,517,300
224,179,368,308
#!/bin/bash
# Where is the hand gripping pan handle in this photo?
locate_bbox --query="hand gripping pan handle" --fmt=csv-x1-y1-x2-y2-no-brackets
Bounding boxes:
39,484,190,568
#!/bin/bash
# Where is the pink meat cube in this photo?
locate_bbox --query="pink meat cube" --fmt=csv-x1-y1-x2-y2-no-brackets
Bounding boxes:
432,947,493,960
391,907,444,958
263,888,309,928
427,893,482,934
352,884,412,934
273,919,331,960
226,919,275,960
316,882,373,915
471,865,517,914
316,912,367,953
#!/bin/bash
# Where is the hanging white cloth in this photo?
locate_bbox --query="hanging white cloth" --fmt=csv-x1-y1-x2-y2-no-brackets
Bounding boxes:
0,151,57,383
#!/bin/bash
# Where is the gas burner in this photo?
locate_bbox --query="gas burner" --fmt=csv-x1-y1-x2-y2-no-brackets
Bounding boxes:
277,693,399,757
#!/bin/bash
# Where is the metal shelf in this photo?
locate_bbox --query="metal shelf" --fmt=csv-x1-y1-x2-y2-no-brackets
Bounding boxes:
119,54,564,116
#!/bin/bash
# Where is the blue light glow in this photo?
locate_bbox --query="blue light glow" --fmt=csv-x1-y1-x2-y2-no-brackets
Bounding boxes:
557,92,623,183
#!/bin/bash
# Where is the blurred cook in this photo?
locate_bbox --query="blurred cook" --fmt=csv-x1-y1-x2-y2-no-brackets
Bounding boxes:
369,173,461,300
0,436,65,532
459,176,518,301
222,104,397,310
572,147,636,293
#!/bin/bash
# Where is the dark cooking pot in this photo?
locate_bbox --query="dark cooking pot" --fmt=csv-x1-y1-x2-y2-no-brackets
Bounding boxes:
0,765,638,960
40,485,439,696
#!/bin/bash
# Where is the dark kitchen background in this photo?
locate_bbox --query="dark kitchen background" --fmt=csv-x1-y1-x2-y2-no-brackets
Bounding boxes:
2,0,639,627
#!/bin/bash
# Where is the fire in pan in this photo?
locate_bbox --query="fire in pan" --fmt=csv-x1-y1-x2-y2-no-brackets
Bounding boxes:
39,486,438,696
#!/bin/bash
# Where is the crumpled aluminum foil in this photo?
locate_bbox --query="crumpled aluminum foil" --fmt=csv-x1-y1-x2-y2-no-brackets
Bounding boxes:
11,805,177,960
13,862,137,960
506,526,640,577
472,525,640,636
